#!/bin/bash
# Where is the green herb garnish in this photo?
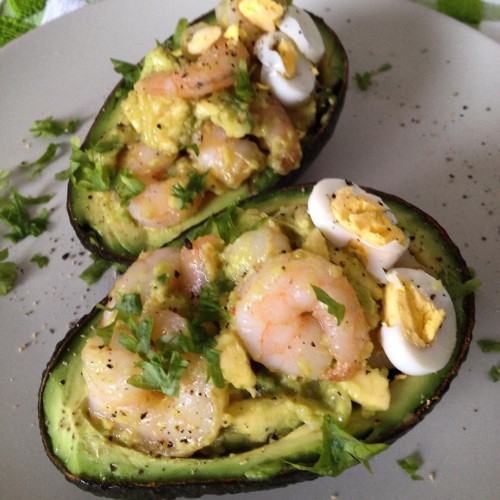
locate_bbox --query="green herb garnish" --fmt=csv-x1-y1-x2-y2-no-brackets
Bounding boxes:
171,171,207,209
0,189,53,242
111,58,142,95
0,248,17,296
194,274,235,325
0,170,10,192
79,254,112,285
489,365,500,382
215,205,241,244
355,63,392,91
289,415,388,476
19,143,60,179
312,285,345,325
30,116,80,137
235,60,256,103
171,17,189,50
114,169,145,204
30,253,49,268
477,339,500,353
397,455,424,480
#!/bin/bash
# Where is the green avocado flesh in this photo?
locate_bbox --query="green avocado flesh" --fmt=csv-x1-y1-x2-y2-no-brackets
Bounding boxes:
40,185,474,497
67,10,348,263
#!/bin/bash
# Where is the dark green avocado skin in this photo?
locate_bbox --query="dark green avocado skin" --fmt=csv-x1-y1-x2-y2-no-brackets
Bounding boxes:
40,185,474,500
66,11,349,266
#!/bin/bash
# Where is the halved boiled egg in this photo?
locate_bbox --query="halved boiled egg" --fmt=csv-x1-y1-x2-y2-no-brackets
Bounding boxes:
278,5,325,64
254,31,315,106
380,268,457,376
307,178,410,281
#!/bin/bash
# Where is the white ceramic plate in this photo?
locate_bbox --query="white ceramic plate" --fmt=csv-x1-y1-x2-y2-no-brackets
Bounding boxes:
0,1,498,499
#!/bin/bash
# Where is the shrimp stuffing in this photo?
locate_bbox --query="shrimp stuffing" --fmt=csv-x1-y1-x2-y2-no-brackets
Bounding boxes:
231,250,372,381
81,246,228,457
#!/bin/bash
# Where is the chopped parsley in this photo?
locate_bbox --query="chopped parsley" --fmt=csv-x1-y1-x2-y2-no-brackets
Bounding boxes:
214,205,241,244
235,60,256,103
355,63,392,91
111,58,142,97
312,285,345,325
30,253,49,268
79,254,112,285
289,415,388,476
0,248,17,296
171,171,207,209
114,169,145,204
477,339,500,353
96,291,224,397
0,189,53,242
489,365,500,382
19,143,60,179
30,116,80,137
397,455,424,480
0,169,10,192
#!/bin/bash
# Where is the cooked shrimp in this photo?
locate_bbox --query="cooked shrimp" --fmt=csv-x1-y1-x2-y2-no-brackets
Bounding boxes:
136,37,249,99
195,122,266,189
250,91,302,174
82,309,228,457
232,250,370,381
101,247,183,326
127,175,203,228
117,142,177,183
180,235,225,297
84,247,228,457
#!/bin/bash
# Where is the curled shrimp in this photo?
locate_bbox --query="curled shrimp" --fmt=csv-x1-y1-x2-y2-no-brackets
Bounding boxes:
127,174,203,228
136,37,249,99
82,247,228,457
232,250,370,381
117,142,177,183
250,91,302,174
196,122,266,189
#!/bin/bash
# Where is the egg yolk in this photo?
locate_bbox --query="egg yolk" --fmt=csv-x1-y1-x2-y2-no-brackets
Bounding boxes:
277,37,298,78
238,0,285,32
383,278,446,348
330,187,406,247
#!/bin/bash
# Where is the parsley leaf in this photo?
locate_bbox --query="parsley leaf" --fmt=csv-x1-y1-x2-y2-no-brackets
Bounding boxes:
79,254,111,285
19,143,60,179
0,248,17,296
355,63,392,91
489,365,500,382
0,189,53,243
31,253,49,268
235,60,256,102
170,17,189,50
289,415,388,476
171,171,207,209
111,59,142,96
312,285,345,325
0,170,10,192
397,455,424,480
215,205,241,243
477,339,500,353
114,169,145,204
30,116,80,137
194,275,235,324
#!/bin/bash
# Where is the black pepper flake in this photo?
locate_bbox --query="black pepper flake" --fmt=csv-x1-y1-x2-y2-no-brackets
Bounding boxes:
184,238,193,250
140,412,148,420
110,463,117,472
62,252,70,260
60,379,66,385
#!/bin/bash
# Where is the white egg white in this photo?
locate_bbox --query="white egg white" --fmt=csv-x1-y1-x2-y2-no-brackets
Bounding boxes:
307,178,410,282
380,268,457,376
278,5,325,63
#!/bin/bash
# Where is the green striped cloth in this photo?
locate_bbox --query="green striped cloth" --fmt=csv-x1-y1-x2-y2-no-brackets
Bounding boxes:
1,0,500,47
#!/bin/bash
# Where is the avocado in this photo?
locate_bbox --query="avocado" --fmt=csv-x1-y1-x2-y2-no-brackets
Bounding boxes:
67,8,349,265
39,184,475,498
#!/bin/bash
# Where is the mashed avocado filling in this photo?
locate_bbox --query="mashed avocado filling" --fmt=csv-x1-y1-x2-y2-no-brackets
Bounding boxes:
42,187,474,487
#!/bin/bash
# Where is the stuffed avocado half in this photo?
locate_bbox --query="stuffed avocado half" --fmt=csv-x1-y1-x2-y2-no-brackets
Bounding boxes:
40,181,475,498
67,1,349,264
